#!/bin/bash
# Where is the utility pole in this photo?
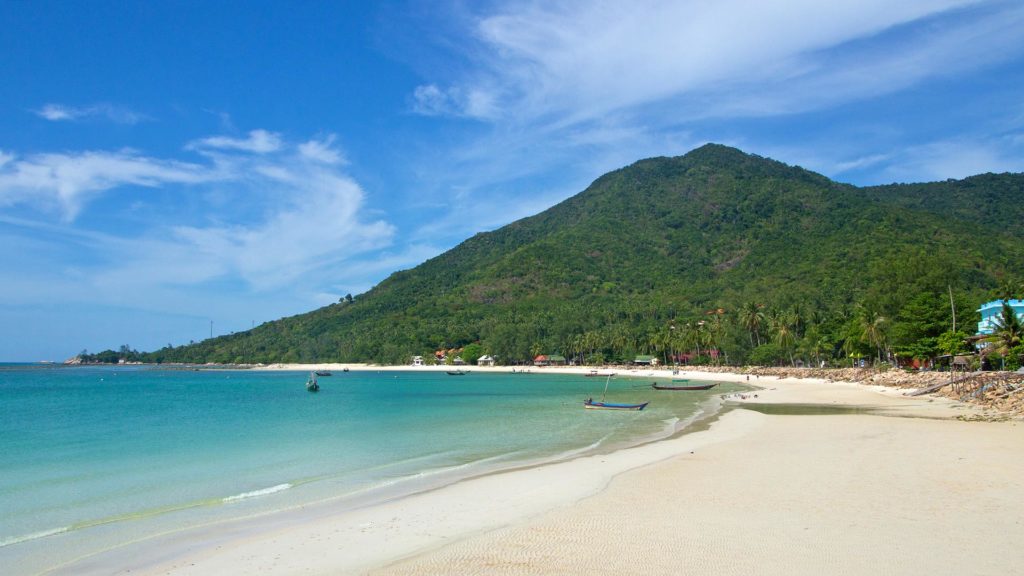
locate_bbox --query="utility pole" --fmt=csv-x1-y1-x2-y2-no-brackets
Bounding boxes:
948,285,956,334
948,285,956,383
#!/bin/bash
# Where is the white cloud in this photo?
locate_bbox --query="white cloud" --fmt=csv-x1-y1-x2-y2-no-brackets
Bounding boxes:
0,150,215,220
298,134,345,164
880,138,1024,182
164,168,393,290
37,104,76,121
412,84,499,119
413,0,1018,125
188,129,283,154
34,103,148,124
0,131,396,302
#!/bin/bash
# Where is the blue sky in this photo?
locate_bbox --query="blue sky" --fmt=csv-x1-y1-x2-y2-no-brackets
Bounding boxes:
2,0,1024,361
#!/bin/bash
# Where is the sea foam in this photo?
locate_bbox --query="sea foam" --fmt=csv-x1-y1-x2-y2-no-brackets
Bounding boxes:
222,483,292,503
0,525,70,548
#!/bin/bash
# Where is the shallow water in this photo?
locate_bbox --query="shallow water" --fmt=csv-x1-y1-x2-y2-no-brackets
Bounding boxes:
0,365,738,573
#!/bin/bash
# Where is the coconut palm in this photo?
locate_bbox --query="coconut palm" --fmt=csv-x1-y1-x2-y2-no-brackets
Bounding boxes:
770,310,797,366
705,314,726,365
738,301,764,347
857,306,889,364
995,279,1023,303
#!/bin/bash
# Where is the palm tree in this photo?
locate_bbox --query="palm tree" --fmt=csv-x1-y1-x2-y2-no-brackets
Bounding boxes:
995,278,1022,303
705,314,726,365
738,301,764,347
858,307,888,364
771,311,797,366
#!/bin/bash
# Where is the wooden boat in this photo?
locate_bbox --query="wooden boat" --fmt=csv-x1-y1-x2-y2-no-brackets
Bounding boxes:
446,370,468,375
584,398,648,410
584,374,648,410
306,372,320,392
652,382,718,391
585,370,616,377
315,371,333,376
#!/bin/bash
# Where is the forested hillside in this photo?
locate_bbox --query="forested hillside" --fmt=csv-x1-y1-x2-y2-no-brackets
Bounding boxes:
139,144,1024,367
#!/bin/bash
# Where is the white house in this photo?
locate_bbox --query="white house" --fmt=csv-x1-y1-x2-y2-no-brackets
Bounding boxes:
477,355,495,366
411,355,424,366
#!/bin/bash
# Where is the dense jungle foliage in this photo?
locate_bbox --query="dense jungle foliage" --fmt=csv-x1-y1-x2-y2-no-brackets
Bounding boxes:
129,144,1024,368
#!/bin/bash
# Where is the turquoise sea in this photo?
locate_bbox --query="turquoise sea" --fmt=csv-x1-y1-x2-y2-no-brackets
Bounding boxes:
0,364,736,574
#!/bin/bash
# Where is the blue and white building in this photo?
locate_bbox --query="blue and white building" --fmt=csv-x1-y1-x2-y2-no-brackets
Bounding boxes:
977,299,1024,335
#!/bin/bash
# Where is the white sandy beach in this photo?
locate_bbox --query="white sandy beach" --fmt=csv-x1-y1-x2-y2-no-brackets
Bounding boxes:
62,368,1024,576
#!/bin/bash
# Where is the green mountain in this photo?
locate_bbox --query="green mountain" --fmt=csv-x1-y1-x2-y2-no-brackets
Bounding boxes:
143,144,1024,366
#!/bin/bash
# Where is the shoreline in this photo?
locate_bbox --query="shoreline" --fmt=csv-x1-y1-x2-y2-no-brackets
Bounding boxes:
45,367,1024,575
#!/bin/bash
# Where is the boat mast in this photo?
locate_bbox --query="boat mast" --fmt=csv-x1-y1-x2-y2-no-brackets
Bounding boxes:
601,374,611,402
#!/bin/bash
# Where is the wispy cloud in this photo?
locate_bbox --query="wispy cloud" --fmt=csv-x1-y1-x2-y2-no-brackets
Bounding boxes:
879,137,1024,182
0,149,214,220
188,129,283,154
416,0,1012,125
0,132,395,298
298,134,346,164
34,103,149,124
411,84,499,119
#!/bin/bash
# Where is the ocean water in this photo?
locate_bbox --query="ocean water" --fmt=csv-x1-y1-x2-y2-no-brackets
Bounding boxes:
0,364,735,573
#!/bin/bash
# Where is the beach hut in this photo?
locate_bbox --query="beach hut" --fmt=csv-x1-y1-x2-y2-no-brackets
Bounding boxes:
477,355,495,366
533,354,566,366
411,355,424,366
633,355,657,366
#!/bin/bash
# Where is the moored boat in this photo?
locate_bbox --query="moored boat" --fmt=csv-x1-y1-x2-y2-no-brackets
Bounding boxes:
315,371,332,376
446,370,468,375
306,372,320,392
583,398,648,410
584,374,649,410
652,382,718,391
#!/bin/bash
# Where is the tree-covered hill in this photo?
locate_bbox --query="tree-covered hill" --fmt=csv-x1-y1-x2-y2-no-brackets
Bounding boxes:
141,144,1024,367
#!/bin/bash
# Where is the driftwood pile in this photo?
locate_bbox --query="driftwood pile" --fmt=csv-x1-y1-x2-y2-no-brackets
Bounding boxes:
682,365,1024,418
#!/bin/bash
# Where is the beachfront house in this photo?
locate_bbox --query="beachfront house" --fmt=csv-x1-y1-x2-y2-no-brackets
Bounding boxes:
411,356,424,366
534,354,566,366
633,355,658,366
977,299,1024,335
477,355,495,366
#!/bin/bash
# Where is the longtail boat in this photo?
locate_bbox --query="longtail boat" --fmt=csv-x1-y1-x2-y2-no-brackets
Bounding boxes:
584,375,649,411
306,372,320,392
584,399,648,410
651,382,718,391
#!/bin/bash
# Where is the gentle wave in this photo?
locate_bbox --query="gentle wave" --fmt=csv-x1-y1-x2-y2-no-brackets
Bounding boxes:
332,451,521,500
0,525,70,548
662,416,681,435
549,432,614,460
222,483,293,503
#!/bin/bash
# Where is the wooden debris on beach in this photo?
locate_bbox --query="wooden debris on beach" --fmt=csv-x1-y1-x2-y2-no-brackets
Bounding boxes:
676,365,1024,418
